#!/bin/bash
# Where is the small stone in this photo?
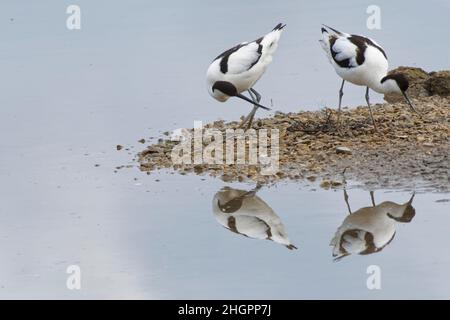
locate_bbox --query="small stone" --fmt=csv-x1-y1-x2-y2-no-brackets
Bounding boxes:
320,180,331,189
423,142,434,147
336,146,352,155
141,146,162,156
331,180,343,187
193,165,204,174
315,152,326,161
276,172,285,178
116,145,123,151
221,174,234,182
138,139,146,144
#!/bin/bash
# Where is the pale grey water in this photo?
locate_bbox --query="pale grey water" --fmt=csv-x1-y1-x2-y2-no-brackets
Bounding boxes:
0,1,449,299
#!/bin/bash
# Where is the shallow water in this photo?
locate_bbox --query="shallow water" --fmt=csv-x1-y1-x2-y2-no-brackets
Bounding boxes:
0,1,449,299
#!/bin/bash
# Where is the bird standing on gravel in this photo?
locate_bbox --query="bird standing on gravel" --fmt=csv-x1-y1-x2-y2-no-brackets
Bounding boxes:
206,23,286,129
319,25,422,131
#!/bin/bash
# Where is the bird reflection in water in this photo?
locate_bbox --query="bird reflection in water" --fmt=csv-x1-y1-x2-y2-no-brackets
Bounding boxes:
213,185,297,250
330,188,416,261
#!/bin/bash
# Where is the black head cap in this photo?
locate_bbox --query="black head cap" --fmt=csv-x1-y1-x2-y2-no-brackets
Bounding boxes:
381,73,410,92
212,81,238,96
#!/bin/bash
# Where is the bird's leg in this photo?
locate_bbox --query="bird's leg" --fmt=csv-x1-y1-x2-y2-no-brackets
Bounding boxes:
238,92,258,129
250,88,262,103
370,191,376,207
337,80,345,129
245,89,263,129
239,90,259,130
365,87,378,132
245,89,261,129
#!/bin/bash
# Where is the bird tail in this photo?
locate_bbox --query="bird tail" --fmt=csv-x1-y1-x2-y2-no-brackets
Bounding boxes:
321,24,343,36
319,25,339,58
272,23,286,31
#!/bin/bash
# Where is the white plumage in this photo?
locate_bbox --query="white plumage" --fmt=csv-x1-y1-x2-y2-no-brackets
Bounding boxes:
206,23,286,129
320,25,421,130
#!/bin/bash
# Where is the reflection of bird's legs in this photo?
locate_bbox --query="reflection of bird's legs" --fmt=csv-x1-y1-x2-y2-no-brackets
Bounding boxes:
370,191,376,207
344,188,352,215
244,183,263,198
253,182,263,193
342,168,352,215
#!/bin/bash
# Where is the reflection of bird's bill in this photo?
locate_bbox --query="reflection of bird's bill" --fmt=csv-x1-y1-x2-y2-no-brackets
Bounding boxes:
402,91,422,116
387,192,416,222
236,93,271,110
408,192,415,204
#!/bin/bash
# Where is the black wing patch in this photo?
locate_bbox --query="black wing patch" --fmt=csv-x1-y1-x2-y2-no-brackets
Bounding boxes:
349,34,387,60
214,37,263,74
247,37,263,70
214,43,247,74
330,34,387,69
329,36,352,68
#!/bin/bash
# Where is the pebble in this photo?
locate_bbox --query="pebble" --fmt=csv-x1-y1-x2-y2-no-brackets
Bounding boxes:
336,147,352,155
331,180,343,187
320,180,331,189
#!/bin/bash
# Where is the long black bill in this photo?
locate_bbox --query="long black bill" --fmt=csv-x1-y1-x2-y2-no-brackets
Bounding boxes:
402,91,422,117
236,93,271,111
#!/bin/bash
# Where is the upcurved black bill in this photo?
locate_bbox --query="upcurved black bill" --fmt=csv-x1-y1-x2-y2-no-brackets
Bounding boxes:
236,93,271,111
402,91,422,117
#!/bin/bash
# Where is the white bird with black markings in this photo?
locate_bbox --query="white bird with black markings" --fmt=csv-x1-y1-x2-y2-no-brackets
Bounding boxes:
207,23,286,129
320,25,422,131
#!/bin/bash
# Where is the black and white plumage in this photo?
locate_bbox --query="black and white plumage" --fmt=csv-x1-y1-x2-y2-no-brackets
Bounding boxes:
330,192,415,261
207,23,286,129
212,186,297,250
320,25,421,130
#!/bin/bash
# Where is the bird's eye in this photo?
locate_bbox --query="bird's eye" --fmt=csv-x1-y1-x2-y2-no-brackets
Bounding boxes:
269,42,274,47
